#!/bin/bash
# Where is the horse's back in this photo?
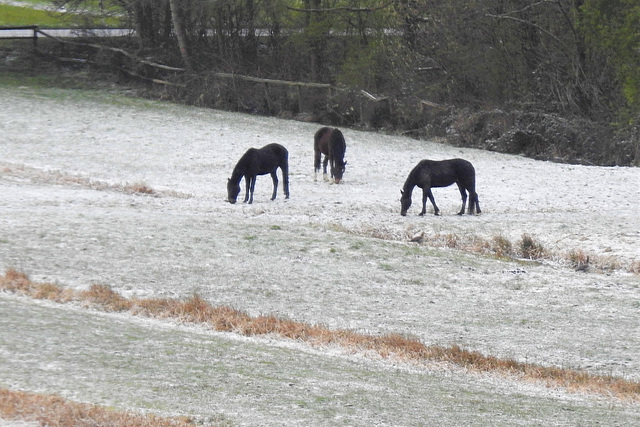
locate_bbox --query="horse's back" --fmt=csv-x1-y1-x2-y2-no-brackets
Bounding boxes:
415,158,475,187
314,127,333,154
261,143,289,159
449,158,476,184
314,127,333,142
255,143,288,174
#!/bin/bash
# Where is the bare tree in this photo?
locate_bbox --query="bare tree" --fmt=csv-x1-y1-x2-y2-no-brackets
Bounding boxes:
168,0,192,72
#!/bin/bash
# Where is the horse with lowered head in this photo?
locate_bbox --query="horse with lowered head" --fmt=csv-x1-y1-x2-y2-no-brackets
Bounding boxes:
227,143,290,204
314,127,347,183
400,158,481,216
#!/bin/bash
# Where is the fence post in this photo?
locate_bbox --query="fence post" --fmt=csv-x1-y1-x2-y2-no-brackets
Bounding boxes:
263,82,272,112
32,27,38,49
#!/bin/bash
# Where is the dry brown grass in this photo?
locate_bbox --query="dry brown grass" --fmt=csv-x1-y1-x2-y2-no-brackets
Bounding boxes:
402,230,640,275
2,269,640,404
519,233,547,259
123,182,156,195
0,388,203,427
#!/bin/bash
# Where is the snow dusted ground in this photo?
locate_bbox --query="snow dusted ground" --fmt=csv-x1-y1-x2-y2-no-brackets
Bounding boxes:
1,85,639,425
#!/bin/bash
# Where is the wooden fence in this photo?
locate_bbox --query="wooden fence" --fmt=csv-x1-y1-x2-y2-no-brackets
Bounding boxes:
2,25,398,125
0,25,39,47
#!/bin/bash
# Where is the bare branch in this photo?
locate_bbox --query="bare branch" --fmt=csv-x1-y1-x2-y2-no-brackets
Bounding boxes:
287,3,391,13
485,13,564,46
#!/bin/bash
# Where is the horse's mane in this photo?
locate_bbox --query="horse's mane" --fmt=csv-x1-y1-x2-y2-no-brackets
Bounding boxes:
402,163,421,193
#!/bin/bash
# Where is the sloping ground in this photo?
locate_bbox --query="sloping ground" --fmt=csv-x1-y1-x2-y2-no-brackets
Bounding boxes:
2,295,639,426
1,86,639,425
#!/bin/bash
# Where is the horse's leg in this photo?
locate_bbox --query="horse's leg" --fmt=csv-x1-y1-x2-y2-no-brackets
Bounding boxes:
322,155,329,181
424,188,440,216
281,164,290,199
243,175,251,203
420,188,440,216
469,191,481,214
248,175,256,204
456,183,467,215
270,171,278,200
314,148,321,181
419,189,428,216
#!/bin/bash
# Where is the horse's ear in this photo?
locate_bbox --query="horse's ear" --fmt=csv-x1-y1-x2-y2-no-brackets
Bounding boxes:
400,190,404,195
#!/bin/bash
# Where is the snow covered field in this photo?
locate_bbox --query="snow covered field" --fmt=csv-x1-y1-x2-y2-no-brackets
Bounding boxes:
1,85,639,425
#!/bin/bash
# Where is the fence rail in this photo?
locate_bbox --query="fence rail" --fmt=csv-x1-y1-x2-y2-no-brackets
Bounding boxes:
0,25,39,46
3,25,396,125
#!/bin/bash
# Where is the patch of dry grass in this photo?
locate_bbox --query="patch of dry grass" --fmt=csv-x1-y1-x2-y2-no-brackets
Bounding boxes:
399,229,640,275
519,233,547,260
2,269,640,404
0,388,205,427
0,162,190,198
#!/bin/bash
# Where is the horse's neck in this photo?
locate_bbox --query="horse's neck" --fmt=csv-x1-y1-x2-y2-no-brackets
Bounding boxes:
230,165,245,183
402,179,415,196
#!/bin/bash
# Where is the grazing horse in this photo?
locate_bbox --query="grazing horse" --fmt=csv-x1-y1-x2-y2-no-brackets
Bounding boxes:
400,158,481,216
314,127,347,183
227,143,290,204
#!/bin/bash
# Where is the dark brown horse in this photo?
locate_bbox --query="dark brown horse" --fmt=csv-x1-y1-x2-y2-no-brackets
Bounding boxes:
314,127,346,184
400,158,481,216
227,143,290,204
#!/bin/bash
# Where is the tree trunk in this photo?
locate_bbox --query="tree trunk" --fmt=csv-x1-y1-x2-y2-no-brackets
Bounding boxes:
306,0,322,81
168,0,192,72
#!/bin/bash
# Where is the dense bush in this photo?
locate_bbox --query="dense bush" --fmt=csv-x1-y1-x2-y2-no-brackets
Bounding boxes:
46,0,639,165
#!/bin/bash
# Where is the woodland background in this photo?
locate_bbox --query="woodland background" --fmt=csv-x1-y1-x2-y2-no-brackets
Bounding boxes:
6,0,640,165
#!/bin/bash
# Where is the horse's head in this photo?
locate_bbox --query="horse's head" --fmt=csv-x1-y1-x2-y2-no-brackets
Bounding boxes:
332,160,346,184
227,178,240,204
400,190,411,216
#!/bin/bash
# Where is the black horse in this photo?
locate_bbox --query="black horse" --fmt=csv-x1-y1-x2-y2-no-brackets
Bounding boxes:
314,127,347,184
227,143,290,204
400,158,481,216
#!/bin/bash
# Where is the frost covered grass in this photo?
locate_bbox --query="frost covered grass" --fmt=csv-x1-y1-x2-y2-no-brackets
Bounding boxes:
0,163,190,198
3,269,640,402
1,85,640,425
